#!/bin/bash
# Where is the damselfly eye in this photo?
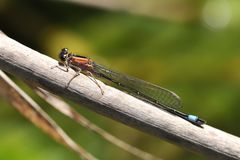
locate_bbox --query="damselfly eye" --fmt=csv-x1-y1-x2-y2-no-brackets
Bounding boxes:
59,48,68,61
61,48,68,52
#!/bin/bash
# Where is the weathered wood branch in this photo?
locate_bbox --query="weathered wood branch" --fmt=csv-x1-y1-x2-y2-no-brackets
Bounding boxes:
0,31,239,159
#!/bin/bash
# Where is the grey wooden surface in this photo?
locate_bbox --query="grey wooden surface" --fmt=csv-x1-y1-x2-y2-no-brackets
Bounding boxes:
0,31,240,160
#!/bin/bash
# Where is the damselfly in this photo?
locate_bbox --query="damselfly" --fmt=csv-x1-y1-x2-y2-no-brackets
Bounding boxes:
56,48,206,127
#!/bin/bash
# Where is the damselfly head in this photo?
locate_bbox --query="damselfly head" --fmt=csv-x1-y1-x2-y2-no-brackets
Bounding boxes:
59,48,69,61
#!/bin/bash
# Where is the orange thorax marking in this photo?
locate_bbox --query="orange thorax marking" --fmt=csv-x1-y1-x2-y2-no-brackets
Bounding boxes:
71,57,90,64
70,57,93,71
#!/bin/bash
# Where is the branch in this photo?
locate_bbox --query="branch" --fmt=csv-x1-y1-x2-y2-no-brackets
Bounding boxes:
0,31,240,159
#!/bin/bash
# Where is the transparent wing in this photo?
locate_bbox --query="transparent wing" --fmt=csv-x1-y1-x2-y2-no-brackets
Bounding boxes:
92,62,181,109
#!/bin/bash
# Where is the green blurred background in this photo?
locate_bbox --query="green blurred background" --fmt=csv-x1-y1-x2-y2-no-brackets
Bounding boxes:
0,0,240,159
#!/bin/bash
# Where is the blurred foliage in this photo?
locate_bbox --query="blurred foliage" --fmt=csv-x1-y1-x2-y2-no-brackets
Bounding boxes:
0,0,240,160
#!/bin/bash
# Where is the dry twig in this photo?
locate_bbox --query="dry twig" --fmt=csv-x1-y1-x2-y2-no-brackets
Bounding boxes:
35,87,161,160
0,70,97,160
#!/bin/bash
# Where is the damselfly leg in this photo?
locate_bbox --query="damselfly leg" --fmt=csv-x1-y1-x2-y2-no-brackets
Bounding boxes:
54,61,104,94
86,71,104,95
